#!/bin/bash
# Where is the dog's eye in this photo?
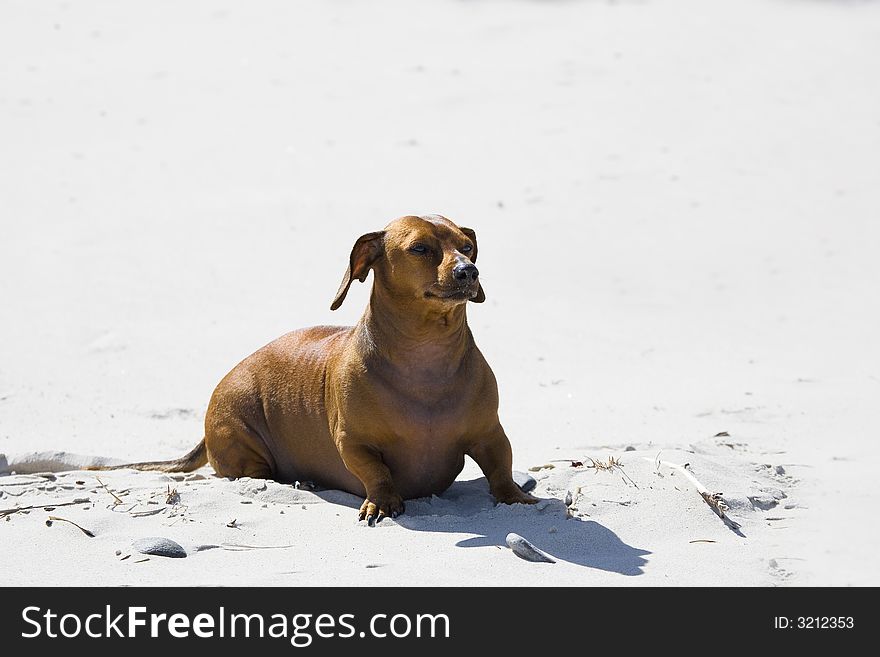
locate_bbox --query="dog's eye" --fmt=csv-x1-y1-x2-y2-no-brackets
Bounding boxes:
460,244,473,254
409,244,428,255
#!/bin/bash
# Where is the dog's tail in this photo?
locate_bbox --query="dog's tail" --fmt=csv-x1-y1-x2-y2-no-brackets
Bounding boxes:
86,439,208,473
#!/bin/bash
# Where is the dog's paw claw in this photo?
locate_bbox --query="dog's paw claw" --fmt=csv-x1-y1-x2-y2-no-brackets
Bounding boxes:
493,487,539,506
358,493,404,525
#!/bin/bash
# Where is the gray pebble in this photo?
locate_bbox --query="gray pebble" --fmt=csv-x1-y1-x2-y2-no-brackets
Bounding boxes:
775,465,786,475
512,471,537,493
132,537,187,559
506,532,555,563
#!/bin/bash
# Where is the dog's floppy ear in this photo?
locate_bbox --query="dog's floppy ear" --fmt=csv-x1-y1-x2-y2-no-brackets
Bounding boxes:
459,227,486,303
330,231,385,310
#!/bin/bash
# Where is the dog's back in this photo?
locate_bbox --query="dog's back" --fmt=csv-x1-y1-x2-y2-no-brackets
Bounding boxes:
205,325,362,490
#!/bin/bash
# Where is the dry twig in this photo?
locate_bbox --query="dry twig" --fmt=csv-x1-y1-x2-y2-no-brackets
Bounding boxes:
587,456,638,488
95,477,124,505
165,486,180,505
0,498,90,518
46,515,95,538
645,457,743,534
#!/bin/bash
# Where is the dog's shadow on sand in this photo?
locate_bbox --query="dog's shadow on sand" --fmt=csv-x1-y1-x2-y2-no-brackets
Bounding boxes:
316,477,650,576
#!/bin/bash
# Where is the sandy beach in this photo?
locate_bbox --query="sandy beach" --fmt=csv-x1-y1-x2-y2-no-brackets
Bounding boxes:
1,0,878,586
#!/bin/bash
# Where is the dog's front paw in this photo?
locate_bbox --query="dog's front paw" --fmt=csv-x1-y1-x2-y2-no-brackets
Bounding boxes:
358,492,405,526
493,485,539,506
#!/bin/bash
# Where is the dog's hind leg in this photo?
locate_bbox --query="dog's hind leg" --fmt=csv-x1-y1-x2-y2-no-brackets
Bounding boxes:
205,420,276,480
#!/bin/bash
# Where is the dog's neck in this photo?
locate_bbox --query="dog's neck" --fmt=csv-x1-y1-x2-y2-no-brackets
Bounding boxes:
357,285,472,376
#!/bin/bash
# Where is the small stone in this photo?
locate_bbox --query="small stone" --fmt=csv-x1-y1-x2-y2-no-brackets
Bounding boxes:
132,537,187,559
240,500,252,504
512,471,537,493
624,446,636,452
768,558,778,568
775,465,786,475
506,533,555,563
548,526,558,534
115,549,122,556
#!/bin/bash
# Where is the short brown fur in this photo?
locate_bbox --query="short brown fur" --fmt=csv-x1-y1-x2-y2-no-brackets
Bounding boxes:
99,215,536,523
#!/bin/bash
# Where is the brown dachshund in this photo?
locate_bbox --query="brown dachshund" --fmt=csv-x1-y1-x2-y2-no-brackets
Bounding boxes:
100,215,536,524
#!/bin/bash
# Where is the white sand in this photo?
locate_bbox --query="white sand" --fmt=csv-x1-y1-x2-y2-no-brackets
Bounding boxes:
1,0,878,586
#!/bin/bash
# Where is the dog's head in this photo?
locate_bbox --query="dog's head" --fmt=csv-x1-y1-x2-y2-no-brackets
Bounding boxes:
330,215,485,311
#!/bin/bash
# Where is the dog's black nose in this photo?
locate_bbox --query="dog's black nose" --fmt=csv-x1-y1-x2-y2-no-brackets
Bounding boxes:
453,263,479,282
